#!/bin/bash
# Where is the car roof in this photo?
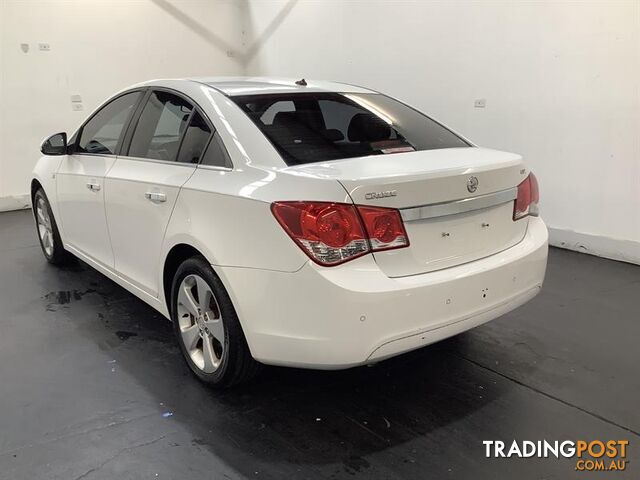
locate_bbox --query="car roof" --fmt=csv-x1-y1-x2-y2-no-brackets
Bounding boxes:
133,77,377,96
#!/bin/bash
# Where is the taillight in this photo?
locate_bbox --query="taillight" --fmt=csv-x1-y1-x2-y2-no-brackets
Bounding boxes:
513,172,540,221
271,202,369,265
357,206,409,251
271,201,409,266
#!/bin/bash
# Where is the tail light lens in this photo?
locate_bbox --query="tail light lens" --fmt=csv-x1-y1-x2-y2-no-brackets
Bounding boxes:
513,172,540,221
357,206,410,251
271,201,409,266
271,202,369,265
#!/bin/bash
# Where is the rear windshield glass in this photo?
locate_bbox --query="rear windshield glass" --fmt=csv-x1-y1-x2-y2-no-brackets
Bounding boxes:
232,92,470,165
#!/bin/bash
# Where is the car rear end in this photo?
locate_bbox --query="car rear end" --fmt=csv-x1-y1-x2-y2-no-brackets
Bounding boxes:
217,84,548,368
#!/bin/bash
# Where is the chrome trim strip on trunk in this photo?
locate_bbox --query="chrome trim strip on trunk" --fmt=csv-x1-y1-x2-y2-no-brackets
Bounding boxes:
400,187,518,222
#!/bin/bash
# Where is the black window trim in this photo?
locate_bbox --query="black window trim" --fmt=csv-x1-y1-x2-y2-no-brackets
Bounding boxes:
119,86,234,169
118,88,152,158
70,88,146,157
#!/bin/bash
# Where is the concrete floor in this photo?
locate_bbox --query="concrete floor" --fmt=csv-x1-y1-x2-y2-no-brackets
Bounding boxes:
0,209,638,480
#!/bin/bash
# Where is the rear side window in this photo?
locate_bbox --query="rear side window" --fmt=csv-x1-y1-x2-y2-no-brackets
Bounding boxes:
177,111,211,164
128,91,193,161
200,132,232,168
77,92,141,155
232,92,470,165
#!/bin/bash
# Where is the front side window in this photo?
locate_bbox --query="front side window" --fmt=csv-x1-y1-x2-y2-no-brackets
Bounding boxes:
77,92,141,155
232,92,470,165
128,91,193,161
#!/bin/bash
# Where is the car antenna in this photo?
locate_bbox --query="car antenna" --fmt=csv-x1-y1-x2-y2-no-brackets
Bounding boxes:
295,78,307,86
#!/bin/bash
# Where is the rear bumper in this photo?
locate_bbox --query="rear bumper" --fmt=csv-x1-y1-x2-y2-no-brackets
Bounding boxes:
219,217,548,369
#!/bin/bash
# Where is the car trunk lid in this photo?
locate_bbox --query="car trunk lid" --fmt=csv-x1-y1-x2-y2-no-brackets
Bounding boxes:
285,147,530,277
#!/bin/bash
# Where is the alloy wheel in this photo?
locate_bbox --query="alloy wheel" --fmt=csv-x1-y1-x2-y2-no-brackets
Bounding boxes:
36,197,54,257
176,274,225,373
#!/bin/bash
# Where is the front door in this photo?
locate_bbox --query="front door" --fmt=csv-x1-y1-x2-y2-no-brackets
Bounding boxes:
56,91,142,267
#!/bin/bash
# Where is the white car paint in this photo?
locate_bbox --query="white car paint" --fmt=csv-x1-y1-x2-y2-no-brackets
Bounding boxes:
32,77,548,369
56,153,117,267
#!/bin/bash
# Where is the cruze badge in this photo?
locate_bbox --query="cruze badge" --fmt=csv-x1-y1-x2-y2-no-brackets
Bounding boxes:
467,176,479,193
365,190,397,200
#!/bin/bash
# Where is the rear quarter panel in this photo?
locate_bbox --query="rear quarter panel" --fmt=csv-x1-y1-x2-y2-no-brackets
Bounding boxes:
160,165,354,304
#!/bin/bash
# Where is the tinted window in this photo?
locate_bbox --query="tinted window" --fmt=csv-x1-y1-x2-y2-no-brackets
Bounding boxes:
200,132,232,168
232,92,470,165
260,100,294,125
77,92,140,155
177,111,211,164
319,100,361,138
128,91,192,161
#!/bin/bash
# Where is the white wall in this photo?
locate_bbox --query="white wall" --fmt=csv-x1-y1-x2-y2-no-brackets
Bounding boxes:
0,0,245,210
2,0,639,264
244,0,640,264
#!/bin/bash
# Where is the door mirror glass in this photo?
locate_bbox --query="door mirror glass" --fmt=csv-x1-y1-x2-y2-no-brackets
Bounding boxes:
41,132,67,155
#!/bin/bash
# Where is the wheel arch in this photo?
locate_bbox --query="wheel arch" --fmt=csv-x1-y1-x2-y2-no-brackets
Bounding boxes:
30,178,43,203
160,242,256,354
162,243,204,315
161,242,235,316
30,179,44,222
30,165,64,240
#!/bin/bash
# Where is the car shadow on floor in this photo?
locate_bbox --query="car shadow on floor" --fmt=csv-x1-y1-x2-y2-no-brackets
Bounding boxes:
41,257,519,477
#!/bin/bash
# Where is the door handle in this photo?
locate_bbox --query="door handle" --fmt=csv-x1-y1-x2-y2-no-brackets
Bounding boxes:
144,192,167,203
86,182,101,191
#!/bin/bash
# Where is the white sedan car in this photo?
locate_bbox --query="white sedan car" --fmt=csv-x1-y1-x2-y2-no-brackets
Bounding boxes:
32,77,548,386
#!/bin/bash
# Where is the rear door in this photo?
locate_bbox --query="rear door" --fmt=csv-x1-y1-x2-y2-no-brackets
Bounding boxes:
104,90,213,296
56,91,142,267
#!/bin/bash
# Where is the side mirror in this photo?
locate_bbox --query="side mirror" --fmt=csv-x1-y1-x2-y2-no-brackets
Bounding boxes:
41,132,68,155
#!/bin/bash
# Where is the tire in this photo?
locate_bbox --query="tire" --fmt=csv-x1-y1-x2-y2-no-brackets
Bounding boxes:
33,188,73,265
171,256,260,387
